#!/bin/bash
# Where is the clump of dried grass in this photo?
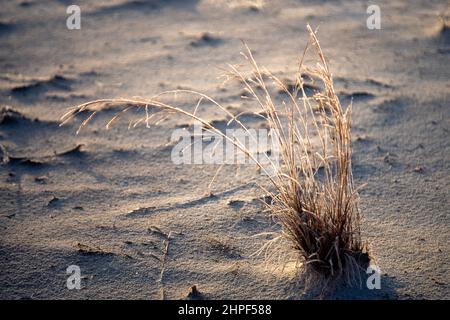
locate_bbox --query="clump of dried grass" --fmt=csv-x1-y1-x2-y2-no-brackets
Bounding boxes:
60,25,370,286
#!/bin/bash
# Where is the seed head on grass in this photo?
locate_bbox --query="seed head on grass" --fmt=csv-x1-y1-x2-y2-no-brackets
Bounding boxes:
60,25,370,287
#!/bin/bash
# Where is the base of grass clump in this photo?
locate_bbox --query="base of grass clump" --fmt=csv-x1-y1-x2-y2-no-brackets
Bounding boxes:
60,25,373,291
305,246,371,286
270,195,372,286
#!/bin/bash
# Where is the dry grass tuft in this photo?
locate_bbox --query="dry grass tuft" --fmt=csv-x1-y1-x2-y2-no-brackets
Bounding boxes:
60,25,370,286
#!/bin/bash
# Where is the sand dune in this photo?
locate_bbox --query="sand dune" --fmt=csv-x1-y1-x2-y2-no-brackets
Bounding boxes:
0,0,449,299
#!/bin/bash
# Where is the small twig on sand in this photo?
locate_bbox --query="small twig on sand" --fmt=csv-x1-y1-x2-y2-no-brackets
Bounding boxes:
157,231,172,300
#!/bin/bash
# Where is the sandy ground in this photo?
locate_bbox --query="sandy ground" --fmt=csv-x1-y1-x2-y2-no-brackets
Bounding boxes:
0,0,449,299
